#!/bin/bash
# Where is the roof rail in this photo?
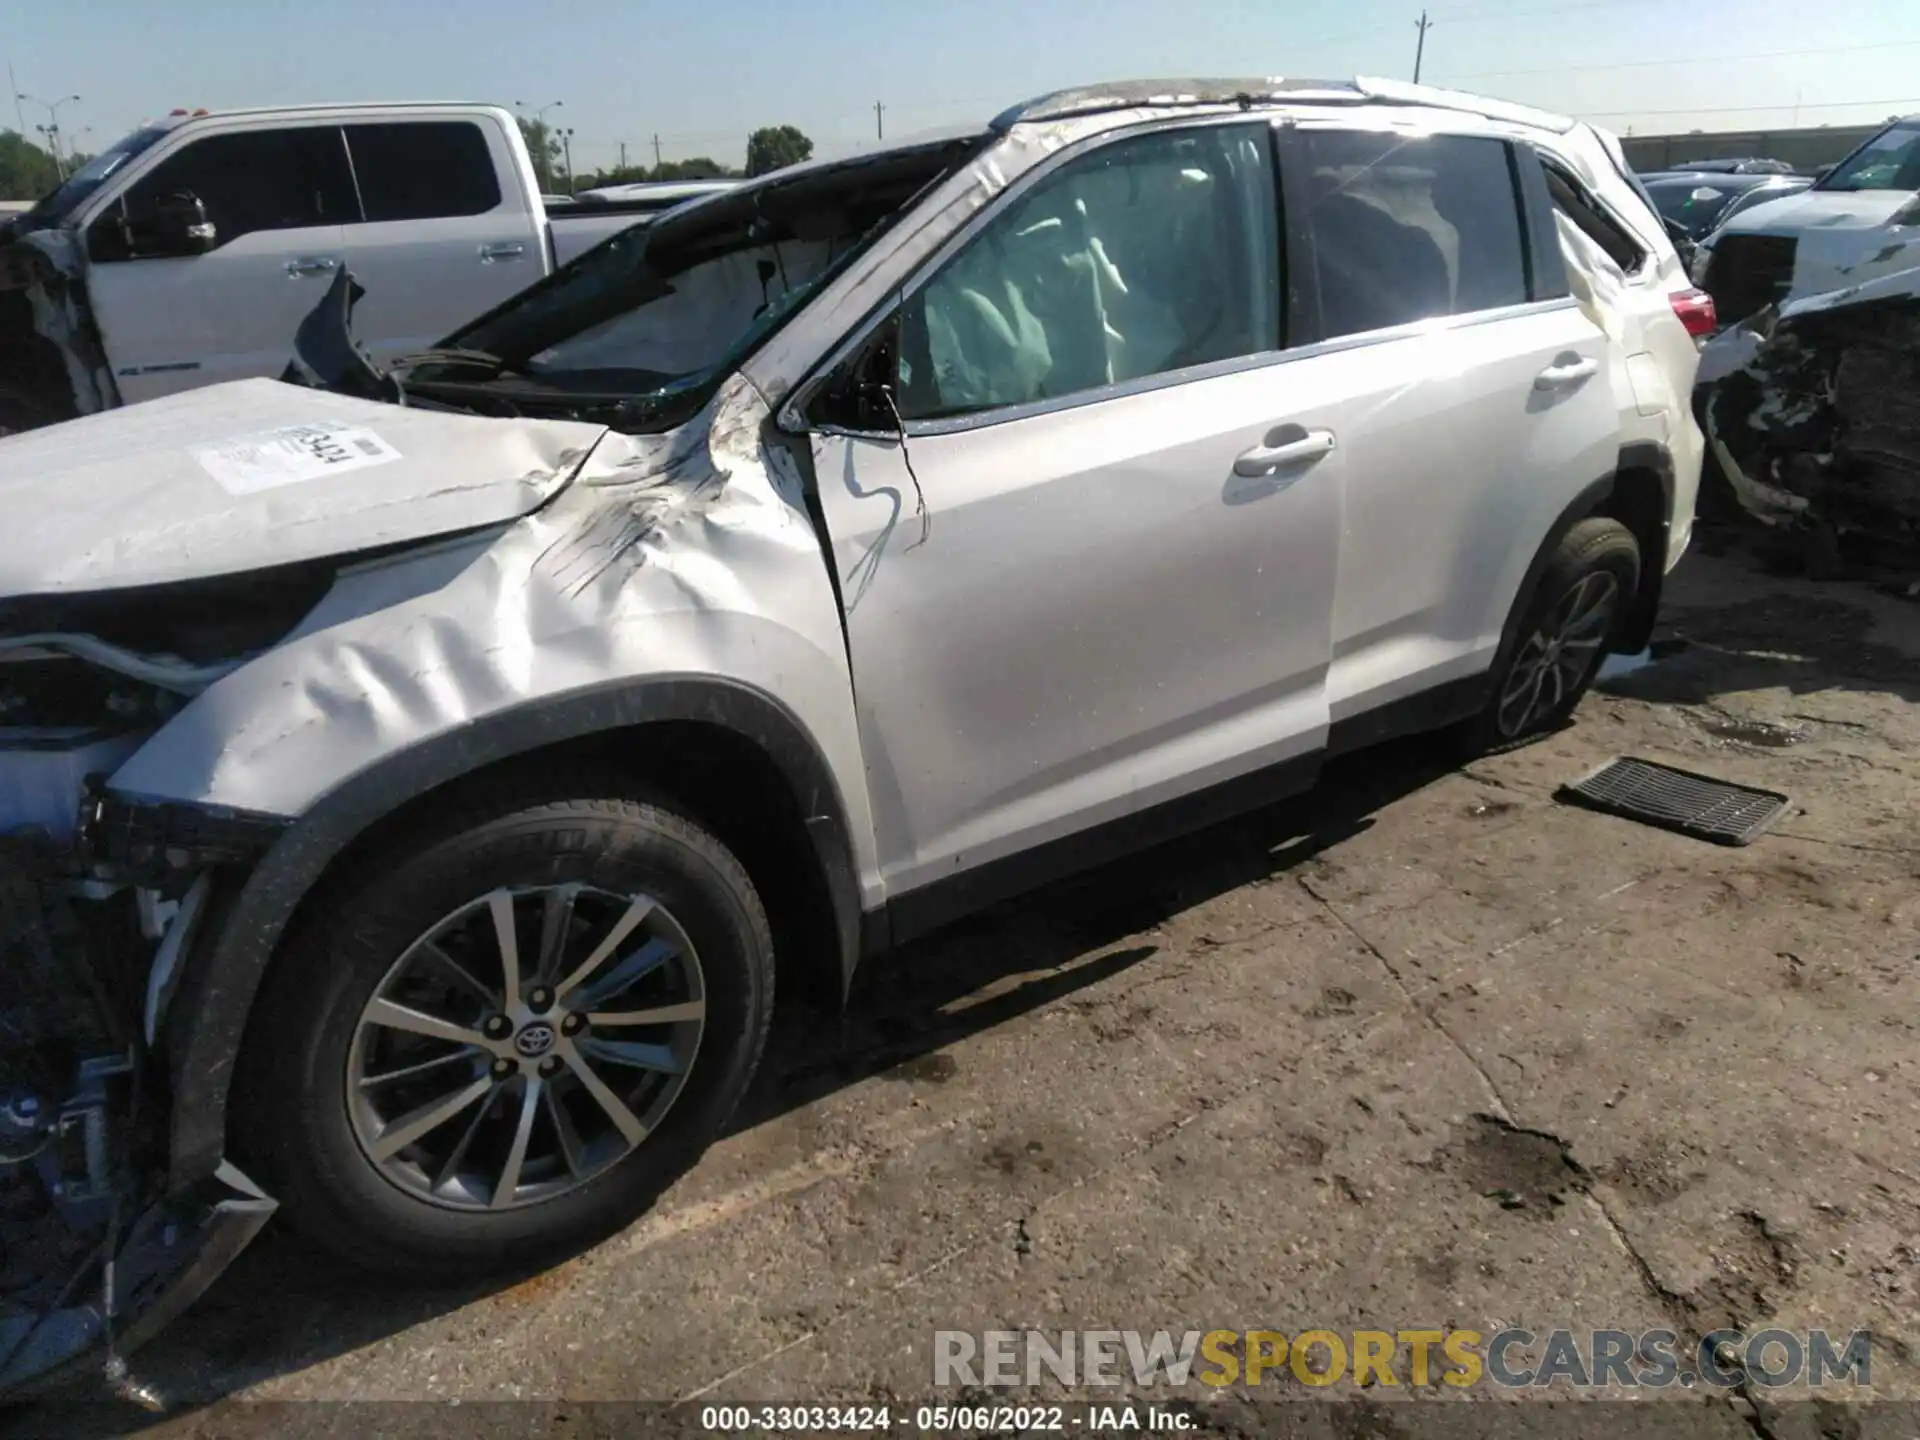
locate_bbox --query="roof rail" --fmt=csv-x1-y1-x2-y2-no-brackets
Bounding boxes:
991,75,1577,135
992,78,1361,129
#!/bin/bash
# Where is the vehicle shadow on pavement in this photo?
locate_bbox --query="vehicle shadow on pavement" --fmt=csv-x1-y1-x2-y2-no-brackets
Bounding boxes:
14,735,1466,1437
741,743,1449,1127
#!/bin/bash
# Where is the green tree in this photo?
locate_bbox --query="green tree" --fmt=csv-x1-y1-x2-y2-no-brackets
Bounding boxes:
745,125,813,178
653,156,733,181
516,117,564,194
0,130,61,203
573,157,740,191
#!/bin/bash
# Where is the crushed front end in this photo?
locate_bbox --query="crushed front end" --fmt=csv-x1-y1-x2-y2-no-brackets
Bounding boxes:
1698,264,1920,570
0,228,112,437
0,642,277,1403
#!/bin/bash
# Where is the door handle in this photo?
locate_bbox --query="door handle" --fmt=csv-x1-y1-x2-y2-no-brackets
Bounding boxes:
284,257,338,278
1233,426,1336,477
1534,354,1600,391
479,242,527,262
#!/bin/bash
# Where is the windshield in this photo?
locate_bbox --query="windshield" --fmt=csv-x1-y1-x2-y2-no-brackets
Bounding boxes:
402,135,982,432
1818,121,1920,193
24,125,169,224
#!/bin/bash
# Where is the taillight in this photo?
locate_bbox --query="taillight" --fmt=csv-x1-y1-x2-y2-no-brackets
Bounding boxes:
1669,287,1717,339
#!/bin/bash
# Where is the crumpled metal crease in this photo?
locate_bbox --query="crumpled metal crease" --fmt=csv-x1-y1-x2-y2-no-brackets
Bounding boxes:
105,371,870,861
5,230,113,416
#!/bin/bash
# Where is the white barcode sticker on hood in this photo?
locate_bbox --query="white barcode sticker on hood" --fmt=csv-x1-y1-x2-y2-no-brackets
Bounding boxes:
192,423,402,495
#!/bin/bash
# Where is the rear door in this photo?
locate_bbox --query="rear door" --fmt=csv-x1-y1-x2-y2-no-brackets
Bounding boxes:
1272,122,1621,732
337,117,543,365
83,124,355,401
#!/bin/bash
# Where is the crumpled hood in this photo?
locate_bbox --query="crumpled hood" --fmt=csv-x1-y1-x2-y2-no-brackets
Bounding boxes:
0,378,608,597
1721,188,1915,236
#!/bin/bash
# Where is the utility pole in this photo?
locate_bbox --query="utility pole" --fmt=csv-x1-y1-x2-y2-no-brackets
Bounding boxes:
619,140,628,169
652,133,662,167
875,100,885,140
560,127,575,194
1412,9,1432,84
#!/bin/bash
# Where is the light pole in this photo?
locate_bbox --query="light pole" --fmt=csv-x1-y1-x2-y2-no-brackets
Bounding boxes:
559,127,575,193
18,92,81,172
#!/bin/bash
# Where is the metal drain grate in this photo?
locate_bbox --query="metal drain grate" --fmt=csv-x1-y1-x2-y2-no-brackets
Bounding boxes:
1556,757,1790,846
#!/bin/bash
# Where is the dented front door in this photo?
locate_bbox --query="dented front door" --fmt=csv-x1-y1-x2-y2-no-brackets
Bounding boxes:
807,121,1339,910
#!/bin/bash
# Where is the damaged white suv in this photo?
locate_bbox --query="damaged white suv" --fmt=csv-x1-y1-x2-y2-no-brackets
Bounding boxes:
0,78,1703,1391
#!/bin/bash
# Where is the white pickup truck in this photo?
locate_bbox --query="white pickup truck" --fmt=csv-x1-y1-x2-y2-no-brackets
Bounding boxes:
0,102,689,434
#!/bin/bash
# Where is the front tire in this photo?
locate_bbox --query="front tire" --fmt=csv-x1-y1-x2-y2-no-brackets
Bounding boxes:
233,784,774,1280
1460,516,1641,753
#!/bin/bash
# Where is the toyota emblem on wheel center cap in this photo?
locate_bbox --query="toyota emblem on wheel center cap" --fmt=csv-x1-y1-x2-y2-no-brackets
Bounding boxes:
513,1022,558,1058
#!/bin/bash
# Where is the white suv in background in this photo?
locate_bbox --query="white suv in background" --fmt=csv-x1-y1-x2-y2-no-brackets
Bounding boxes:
0,76,1705,1391
1691,113,1920,326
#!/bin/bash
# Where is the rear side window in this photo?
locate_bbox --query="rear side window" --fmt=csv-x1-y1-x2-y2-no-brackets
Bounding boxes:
1543,165,1647,273
346,122,502,222
1293,130,1530,341
117,127,356,247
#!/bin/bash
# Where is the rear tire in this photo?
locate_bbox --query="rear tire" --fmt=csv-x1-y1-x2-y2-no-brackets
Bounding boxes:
232,782,774,1280
1457,517,1641,755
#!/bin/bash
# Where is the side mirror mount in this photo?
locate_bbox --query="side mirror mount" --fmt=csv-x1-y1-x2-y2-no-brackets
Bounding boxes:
152,191,217,256
814,316,902,433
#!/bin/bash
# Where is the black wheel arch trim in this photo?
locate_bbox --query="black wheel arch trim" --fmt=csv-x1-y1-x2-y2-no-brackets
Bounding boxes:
157,674,865,1188
1613,440,1675,655
1494,447,1672,688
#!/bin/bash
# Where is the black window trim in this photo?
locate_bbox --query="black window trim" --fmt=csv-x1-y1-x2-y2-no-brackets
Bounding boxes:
794,111,1289,438
1274,121,1328,348
1539,155,1651,278
1514,141,1572,303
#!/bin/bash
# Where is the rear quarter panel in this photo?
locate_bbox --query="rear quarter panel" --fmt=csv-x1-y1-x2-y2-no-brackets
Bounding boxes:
1543,125,1703,570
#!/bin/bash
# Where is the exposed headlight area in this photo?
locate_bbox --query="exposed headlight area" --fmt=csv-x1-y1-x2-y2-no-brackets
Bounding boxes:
0,618,289,1395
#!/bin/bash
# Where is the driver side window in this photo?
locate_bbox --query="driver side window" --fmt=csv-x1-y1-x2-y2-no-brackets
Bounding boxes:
100,127,358,258
893,123,1281,422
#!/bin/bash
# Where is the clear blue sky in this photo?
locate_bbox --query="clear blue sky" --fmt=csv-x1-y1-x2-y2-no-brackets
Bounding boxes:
8,0,1919,174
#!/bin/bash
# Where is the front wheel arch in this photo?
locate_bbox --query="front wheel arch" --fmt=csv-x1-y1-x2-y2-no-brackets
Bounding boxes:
160,679,863,1191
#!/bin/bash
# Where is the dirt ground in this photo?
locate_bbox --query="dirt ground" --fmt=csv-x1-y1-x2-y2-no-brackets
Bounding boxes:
10,529,1920,1438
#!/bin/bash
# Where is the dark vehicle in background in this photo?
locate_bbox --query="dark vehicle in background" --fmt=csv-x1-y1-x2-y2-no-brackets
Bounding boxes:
1642,172,1813,243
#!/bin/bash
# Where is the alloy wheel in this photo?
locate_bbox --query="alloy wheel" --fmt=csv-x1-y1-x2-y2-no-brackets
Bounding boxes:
345,884,706,1211
1495,570,1621,739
